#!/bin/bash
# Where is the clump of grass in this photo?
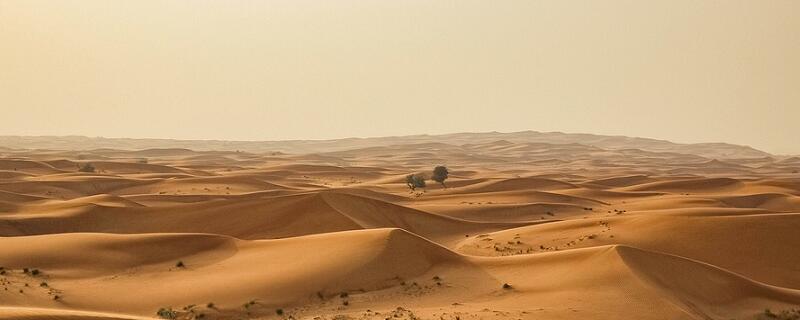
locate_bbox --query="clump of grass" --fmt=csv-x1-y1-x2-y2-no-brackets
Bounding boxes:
759,308,800,320
243,300,257,309
22,268,41,276
156,307,177,319
206,302,215,309
388,307,419,320
276,308,284,316
78,163,96,173
175,261,185,268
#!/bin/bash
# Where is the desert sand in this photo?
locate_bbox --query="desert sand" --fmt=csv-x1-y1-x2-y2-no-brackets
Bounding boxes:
0,132,798,320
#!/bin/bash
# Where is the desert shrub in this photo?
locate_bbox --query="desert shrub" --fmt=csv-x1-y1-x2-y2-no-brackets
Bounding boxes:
764,309,778,318
78,163,95,173
276,308,284,316
759,308,800,320
175,261,185,268
405,174,426,191
156,307,177,319
431,166,449,188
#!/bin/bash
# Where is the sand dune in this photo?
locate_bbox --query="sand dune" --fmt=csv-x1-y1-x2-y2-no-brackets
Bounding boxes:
3,230,796,320
0,159,63,175
1,133,798,319
0,131,775,159
621,177,746,193
456,213,800,289
0,190,522,245
718,193,800,211
0,307,151,320
453,177,578,193
613,245,800,319
455,244,799,320
0,229,473,316
583,174,658,187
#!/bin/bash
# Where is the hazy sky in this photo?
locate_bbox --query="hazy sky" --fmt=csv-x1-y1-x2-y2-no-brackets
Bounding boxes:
1,1,798,154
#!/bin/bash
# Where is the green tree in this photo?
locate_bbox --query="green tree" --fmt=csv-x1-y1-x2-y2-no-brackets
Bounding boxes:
405,174,426,191
432,165,449,188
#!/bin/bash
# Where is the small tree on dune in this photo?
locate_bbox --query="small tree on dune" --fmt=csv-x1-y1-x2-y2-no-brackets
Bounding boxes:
405,174,426,191
78,163,96,173
432,165,449,188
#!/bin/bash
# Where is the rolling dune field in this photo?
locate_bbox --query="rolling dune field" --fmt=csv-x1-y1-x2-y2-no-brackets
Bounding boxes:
0,133,798,320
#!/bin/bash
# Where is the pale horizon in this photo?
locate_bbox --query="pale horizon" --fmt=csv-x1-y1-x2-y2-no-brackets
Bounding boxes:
2,1,798,154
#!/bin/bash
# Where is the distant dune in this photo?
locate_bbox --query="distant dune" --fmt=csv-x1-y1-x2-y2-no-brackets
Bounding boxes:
0,131,776,158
